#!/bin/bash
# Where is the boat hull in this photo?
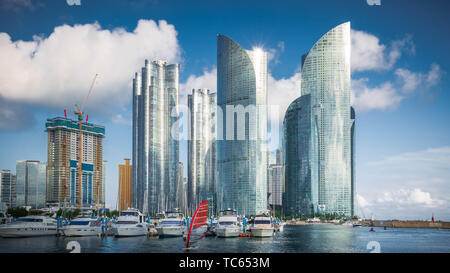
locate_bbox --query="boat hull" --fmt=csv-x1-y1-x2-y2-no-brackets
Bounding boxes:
216,227,240,238
62,226,101,237
112,226,146,237
157,226,184,237
250,227,274,238
0,227,57,238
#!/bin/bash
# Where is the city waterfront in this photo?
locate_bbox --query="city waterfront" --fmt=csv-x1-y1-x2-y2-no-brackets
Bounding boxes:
1,225,449,253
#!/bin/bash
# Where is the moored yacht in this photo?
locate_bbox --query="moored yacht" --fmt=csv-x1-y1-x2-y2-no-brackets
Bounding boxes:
61,217,101,237
250,215,274,238
215,209,241,238
156,210,185,238
0,216,57,238
112,208,147,237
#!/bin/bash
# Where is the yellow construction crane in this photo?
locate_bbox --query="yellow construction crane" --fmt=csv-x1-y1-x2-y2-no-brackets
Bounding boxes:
74,73,98,210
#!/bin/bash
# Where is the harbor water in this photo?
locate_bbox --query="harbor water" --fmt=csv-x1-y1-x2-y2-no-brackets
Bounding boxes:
0,225,449,253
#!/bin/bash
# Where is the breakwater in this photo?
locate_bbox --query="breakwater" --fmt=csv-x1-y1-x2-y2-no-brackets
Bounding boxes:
363,220,450,229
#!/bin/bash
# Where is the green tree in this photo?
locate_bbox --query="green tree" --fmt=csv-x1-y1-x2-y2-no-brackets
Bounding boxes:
7,207,28,218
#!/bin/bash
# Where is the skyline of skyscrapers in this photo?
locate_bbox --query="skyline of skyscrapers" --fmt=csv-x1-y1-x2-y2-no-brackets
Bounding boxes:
132,59,180,214
283,22,355,217
1,25,356,217
45,117,105,207
217,34,268,216
187,88,217,214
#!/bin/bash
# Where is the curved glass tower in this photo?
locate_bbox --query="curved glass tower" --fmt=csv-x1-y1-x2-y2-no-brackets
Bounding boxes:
217,35,268,216
283,22,354,217
132,60,179,214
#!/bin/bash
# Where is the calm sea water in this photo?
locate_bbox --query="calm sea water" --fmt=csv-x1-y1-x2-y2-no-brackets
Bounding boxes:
0,225,449,253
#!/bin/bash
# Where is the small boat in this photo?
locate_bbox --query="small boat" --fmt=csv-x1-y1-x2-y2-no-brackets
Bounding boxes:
112,208,147,237
156,210,185,238
215,209,241,238
61,217,101,237
0,216,57,238
146,223,158,236
250,215,274,238
353,222,362,227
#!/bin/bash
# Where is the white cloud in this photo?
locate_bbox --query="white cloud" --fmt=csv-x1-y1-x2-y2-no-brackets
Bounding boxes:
376,188,445,208
357,194,370,208
351,29,414,72
395,68,423,93
267,41,285,65
358,146,450,220
352,63,443,113
425,63,443,87
180,67,217,105
0,19,181,127
112,114,132,126
267,72,301,122
351,78,403,113
395,63,443,94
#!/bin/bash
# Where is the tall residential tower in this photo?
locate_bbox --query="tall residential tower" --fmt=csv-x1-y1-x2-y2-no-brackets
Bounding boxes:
187,88,217,214
46,117,105,207
217,35,268,216
283,22,355,217
132,60,180,214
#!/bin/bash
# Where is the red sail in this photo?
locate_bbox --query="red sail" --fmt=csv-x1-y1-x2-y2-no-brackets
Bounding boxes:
185,200,209,248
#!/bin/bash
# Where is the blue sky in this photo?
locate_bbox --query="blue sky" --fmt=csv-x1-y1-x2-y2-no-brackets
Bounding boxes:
0,0,449,220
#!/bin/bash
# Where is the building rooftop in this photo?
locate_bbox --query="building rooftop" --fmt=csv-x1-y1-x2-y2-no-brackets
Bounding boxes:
45,117,105,136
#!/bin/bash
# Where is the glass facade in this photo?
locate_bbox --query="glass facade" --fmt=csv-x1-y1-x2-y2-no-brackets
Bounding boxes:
15,160,46,209
0,170,16,208
283,22,354,217
217,35,268,216
132,60,180,214
268,164,283,209
188,89,217,214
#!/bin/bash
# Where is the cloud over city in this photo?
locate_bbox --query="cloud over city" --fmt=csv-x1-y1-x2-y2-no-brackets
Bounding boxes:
357,146,450,220
351,29,443,113
0,19,181,129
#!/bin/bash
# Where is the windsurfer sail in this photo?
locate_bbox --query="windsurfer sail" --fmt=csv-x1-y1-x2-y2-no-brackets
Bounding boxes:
185,200,209,248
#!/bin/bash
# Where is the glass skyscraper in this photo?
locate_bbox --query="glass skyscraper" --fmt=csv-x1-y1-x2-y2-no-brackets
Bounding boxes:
187,89,216,214
217,35,268,216
283,22,355,217
132,60,180,214
16,160,46,209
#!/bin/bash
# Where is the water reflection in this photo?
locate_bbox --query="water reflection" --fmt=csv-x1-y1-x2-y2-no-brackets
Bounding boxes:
0,225,449,253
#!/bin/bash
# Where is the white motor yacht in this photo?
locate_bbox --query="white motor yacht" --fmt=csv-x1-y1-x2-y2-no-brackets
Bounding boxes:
156,211,185,238
250,215,274,238
0,216,57,238
61,217,101,237
112,208,147,237
215,209,241,238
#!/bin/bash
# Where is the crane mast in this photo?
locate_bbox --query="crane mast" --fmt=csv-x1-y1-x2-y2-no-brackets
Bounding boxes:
74,74,98,210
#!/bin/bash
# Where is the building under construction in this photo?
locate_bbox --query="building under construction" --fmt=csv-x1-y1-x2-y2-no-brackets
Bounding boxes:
45,117,105,207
